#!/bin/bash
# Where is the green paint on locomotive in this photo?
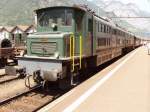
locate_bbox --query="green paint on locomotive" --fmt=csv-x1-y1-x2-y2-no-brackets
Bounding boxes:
27,33,66,57
26,6,96,58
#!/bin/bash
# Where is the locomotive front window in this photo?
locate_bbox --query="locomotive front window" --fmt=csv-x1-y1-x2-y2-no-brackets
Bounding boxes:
37,9,73,27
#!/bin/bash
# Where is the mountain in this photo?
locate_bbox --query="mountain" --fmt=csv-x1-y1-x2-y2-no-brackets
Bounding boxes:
0,0,93,26
0,0,150,37
0,0,39,26
92,0,150,36
0,0,50,25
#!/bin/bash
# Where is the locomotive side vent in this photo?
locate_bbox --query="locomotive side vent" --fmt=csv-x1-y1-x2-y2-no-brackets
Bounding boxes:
31,42,57,56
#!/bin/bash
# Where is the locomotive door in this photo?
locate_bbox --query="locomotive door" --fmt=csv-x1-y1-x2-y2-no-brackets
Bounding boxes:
86,14,94,56
74,10,84,55
88,17,94,56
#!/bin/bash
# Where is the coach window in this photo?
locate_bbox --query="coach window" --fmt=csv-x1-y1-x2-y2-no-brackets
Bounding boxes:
101,23,103,32
106,26,108,33
105,25,107,33
100,23,102,32
98,22,100,32
103,24,105,33
97,22,100,32
104,25,106,33
101,24,103,32
108,26,110,33
98,38,106,46
108,27,110,33
103,25,105,33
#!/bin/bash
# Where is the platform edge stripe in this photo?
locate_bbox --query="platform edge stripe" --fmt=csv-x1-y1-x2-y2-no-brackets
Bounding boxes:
63,49,139,112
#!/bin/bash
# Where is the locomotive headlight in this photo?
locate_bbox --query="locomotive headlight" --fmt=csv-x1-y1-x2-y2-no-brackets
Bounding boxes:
54,52,60,59
51,23,56,28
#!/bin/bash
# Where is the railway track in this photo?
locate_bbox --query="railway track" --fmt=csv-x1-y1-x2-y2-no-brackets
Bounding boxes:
0,85,64,112
0,74,6,78
0,75,20,85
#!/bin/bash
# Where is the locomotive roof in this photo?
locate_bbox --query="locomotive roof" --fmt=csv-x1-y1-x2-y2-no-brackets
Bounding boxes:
35,6,86,13
35,6,112,25
35,6,135,36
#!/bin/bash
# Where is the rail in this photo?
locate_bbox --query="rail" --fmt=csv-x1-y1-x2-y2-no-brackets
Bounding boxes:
0,85,64,112
0,85,42,106
0,76,20,84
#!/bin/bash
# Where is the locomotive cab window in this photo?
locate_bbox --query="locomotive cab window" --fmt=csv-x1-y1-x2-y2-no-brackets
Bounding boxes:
37,8,73,27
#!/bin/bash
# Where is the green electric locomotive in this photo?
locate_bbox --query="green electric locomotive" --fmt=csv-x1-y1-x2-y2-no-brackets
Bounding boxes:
6,5,140,89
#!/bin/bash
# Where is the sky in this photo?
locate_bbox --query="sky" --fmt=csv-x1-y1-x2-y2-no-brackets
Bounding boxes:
88,0,150,13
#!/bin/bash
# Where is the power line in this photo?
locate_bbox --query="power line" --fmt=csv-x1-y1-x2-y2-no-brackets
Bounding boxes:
110,17,150,18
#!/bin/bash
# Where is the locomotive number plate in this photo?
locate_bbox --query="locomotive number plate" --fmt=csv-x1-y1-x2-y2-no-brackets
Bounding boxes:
41,38,49,42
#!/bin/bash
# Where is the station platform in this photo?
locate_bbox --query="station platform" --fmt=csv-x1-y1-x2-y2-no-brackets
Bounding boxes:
38,46,150,112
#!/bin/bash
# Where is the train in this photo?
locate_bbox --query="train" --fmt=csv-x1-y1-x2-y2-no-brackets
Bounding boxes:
6,5,141,89
0,37,14,67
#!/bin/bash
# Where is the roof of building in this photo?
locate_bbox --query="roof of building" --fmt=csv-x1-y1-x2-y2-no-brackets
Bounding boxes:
0,25,35,33
4,26,14,32
17,25,30,32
